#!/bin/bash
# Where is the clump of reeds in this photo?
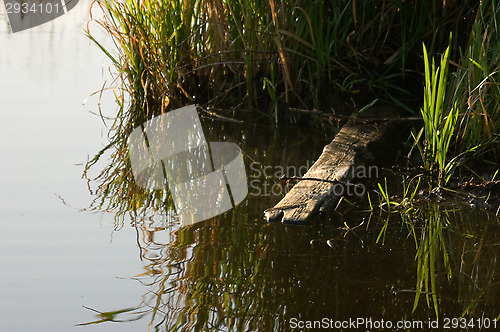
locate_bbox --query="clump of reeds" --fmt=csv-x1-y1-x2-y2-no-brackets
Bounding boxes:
452,0,500,159
419,41,459,187
88,0,477,119
414,0,500,188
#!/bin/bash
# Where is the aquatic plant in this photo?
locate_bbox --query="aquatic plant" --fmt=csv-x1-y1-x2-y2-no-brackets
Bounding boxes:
420,41,460,187
375,175,422,214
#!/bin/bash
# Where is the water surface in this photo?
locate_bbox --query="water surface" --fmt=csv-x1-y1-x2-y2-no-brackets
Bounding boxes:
1,2,498,331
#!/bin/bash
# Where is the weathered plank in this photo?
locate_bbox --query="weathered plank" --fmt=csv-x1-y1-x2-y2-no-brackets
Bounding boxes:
264,120,389,223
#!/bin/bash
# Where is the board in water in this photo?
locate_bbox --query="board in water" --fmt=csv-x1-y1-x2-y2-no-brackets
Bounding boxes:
263,114,394,224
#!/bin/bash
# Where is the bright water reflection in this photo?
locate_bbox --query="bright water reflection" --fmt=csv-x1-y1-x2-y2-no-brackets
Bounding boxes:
1,2,145,331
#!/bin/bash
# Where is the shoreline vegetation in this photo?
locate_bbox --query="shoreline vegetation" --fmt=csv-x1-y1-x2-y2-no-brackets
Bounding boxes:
85,0,499,214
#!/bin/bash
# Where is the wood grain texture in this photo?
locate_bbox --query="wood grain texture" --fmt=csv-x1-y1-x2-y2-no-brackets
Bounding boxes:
264,120,388,223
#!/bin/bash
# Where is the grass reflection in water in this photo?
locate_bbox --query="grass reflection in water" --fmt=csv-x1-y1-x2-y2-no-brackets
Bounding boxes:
82,203,500,330
82,120,499,331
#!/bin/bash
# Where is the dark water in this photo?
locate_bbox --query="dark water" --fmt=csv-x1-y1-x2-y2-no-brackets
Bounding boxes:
1,2,499,331
83,115,500,331
122,208,499,331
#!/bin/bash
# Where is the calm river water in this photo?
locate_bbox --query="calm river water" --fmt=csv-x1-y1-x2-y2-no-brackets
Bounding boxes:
1,1,498,331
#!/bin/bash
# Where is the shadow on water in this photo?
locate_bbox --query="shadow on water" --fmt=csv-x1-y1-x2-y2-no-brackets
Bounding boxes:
81,112,499,331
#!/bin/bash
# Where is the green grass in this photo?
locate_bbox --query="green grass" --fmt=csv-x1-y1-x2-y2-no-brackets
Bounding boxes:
410,0,500,187
419,40,460,187
453,0,500,159
87,0,480,118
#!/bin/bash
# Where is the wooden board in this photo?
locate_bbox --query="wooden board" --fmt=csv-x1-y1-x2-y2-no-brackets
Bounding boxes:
264,120,389,223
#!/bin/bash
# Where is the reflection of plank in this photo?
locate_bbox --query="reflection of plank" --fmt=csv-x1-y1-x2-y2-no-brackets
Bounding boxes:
264,120,389,223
